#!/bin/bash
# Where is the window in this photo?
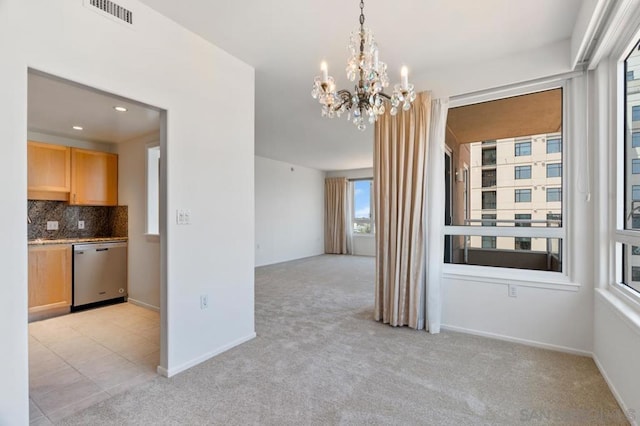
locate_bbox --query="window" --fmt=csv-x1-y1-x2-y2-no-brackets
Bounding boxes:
633,185,640,201
514,165,531,179
482,214,496,226
633,246,640,255
514,141,531,156
547,188,562,202
633,132,640,148
547,138,562,153
482,148,496,166
546,163,562,178
515,189,531,202
482,191,496,209
633,159,640,174
633,105,640,121
482,236,496,248
146,145,160,235
444,87,564,272
628,70,635,81
515,237,531,251
482,169,496,187
633,267,640,282
353,179,373,234
515,213,531,227
547,213,562,227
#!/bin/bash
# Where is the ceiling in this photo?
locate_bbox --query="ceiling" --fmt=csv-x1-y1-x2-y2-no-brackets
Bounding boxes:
28,72,160,144
139,0,583,171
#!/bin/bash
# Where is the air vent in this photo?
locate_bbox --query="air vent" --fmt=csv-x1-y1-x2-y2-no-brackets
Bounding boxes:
87,0,133,25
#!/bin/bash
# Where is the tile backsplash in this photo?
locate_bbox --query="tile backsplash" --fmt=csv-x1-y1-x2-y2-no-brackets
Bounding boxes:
28,201,127,240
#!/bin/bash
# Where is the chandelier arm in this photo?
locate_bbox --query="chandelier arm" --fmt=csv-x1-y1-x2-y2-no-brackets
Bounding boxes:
377,92,392,101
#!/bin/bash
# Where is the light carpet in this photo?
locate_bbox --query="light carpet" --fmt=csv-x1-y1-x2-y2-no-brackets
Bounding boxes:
59,255,627,425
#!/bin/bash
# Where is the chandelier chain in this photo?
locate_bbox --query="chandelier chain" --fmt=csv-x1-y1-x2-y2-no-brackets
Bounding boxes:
359,0,365,28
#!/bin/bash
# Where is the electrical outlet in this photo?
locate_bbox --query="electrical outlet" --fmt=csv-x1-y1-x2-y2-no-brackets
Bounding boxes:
78,220,85,230
508,284,518,298
46,221,59,231
200,294,208,310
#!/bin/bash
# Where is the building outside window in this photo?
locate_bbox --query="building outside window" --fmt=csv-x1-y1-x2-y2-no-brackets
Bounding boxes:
514,141,532,156
633,159,640,174
547,163,562,178
482,236,496,248
633,132,640,148
515,237,532,250
482,148,496,166
515,213,531,227
633,105,640,121
547,138,562,153
547,213,562,227
515,189,532,202
482,213,497,226
514,165,531,179
633,185,640,201
628,70,635,81
547,188,562,202
353,179,373,234
482,191,497,209
482,169,496,187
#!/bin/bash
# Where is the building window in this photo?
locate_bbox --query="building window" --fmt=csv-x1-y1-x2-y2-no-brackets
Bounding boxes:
628,70,635,81
633,185,640,201
633,246,640,255
482,148,496,166
514,141,532,156
515,189,531,202
482,214,496,226
546,163,562,178
146,145,160,235
633,267,640,282
482,236,496,249
633,132,640,148
547,138,562,153
514,165,531,180
353,179,373,234
547,188,562,202
633,105,640,121
482,191,497,209
482,169,496,187
515,213,531,227
633,159,640,174
515,237,532,250
547,213,562,227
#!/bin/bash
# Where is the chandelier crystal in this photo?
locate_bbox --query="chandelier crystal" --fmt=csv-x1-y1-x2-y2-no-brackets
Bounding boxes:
311,0,416,131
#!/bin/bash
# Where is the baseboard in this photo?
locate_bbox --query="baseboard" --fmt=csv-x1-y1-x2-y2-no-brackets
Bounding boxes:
593,354,638,426
158,332,257,378
127,298,160,312
440,324,592,357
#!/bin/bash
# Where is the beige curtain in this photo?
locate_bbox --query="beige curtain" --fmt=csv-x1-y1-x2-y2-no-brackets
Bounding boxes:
325,177,348,254
374,92,431,328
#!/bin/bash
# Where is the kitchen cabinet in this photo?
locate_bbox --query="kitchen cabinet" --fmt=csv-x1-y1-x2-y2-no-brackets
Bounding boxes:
28,244,72,315
70,148,118,206
27,141,71,201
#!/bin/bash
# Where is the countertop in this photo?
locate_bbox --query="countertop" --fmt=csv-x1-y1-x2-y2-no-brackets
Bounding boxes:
28,237,128,246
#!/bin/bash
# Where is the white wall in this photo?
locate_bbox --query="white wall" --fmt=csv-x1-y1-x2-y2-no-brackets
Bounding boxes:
326,168,375,257
0,0,254,423
255,156,324,266
117,133,161,310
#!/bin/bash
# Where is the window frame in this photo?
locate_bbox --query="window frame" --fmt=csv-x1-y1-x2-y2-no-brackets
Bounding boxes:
443,79,571,287
514,188,532,203
514,165,532,180
514,140,532,156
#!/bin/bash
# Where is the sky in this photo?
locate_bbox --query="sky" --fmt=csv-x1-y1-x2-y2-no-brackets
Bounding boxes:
354,180,371,219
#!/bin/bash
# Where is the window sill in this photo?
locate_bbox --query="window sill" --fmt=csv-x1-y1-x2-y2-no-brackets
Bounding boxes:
597,287,640,337
352,233,375,238
442,263,580,292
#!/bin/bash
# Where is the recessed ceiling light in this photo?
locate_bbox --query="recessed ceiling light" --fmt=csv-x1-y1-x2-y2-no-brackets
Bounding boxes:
72,126,83,131
114,106,128,112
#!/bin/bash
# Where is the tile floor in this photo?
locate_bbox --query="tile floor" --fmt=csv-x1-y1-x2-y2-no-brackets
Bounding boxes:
28,302,160,424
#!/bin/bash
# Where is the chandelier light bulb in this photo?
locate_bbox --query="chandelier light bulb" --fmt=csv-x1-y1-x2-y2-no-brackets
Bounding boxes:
312,0,416,130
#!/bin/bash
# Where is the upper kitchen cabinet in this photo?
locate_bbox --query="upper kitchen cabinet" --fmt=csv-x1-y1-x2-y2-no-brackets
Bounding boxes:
27,141,71,201
70,148,118,206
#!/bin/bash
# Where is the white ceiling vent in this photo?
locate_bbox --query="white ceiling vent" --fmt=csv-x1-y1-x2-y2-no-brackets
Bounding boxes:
85,0,133,25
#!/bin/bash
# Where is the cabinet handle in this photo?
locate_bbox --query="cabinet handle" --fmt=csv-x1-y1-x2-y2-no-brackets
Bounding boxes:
73,193,76,203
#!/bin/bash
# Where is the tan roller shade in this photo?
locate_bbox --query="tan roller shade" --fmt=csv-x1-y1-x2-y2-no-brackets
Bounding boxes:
447,88,562,144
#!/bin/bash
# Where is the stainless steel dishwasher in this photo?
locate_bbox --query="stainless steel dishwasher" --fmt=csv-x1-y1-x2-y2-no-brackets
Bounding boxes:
73,241,128,308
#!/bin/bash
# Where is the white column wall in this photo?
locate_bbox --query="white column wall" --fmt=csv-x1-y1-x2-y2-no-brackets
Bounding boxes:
0,0,254,422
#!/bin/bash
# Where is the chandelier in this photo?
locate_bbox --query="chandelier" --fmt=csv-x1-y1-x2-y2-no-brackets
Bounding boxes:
311,0,416,131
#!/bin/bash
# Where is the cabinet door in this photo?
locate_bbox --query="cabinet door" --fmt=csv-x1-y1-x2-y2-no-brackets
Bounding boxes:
28,245,72,313
27,141,71,200
71,148,118,206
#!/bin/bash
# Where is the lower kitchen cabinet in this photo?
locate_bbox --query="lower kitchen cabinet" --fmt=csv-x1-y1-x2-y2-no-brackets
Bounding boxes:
28,244,72,315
